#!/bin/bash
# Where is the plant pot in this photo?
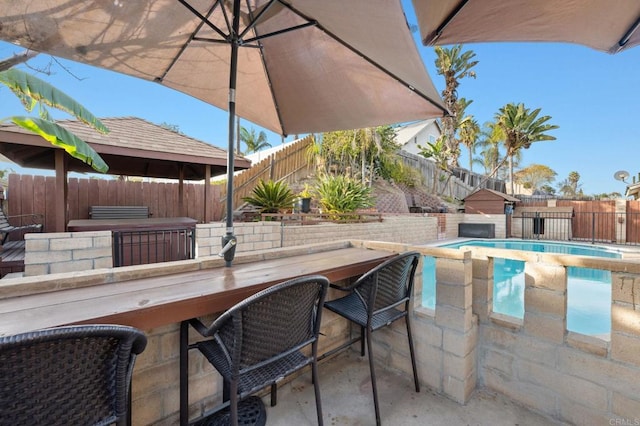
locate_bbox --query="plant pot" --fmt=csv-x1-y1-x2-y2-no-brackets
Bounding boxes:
300,198,311,213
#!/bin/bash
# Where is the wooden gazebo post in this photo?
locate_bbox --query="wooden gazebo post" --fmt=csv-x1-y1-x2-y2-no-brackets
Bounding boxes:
54,150,68,233
204,165,211,223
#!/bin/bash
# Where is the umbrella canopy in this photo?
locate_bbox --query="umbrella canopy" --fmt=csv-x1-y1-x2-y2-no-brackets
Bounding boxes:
413,0,640,54
0,0,447,264
0,0,445,135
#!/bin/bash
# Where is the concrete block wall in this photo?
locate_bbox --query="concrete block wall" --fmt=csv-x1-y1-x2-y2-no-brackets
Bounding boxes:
195,222,283,257
196,215,439,256
437,214,506,239
470,249,640,425
24,231,112,276
22,214,500,277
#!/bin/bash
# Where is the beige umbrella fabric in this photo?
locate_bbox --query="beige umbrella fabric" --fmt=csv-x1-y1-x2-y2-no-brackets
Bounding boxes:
0,0,446,136
0,0,446,265
413,0,640,54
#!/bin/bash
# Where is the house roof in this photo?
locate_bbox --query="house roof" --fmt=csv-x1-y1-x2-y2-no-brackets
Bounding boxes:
0,117,251,180
394,119,440,146
464,188,520,202
626,182,640,199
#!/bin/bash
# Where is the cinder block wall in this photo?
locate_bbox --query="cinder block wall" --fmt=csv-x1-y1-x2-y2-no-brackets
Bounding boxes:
22,214,509,276
24,231,113,276
196,215,439,255
470,249,640,424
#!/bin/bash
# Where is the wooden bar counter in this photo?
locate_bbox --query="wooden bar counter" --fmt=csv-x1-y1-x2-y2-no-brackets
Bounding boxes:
0,241,394,337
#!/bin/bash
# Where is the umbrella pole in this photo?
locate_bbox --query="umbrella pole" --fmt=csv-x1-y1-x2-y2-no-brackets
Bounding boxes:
221,0,242,267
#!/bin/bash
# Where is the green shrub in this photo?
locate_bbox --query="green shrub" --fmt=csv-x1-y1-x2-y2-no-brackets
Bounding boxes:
316,175,374,216
242,179,297,213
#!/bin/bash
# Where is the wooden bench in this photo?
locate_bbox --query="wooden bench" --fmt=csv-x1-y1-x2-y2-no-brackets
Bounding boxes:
0,210,43,244
89,206,151,220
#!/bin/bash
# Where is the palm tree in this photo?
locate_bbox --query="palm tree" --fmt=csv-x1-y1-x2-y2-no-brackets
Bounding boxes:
458,116,480,172
0,60,108,172
558,171,583,198
418,135,450,194
493,103,558,194
473,121,504,183
240,126,271,154
434,45,478,168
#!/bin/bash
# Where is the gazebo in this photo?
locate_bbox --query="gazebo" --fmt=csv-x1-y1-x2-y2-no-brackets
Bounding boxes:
0,117,251,232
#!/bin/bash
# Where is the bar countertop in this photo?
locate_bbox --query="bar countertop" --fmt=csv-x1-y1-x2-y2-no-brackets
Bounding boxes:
0,243,395,336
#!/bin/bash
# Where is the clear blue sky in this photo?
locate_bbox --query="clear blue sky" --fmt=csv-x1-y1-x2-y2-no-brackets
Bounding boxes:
0,2,638,196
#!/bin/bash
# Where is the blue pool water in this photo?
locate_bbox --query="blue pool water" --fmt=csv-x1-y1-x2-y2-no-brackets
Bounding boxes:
423,240,621,335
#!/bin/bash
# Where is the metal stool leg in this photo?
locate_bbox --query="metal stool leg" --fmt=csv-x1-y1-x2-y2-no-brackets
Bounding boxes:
365,326,382,426
406,315,420,392
312,358,324,426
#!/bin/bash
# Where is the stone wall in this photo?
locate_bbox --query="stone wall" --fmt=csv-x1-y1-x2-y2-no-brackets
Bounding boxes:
196,215,440,257
24,231,112,276
22,214,510,277
466,246,640,425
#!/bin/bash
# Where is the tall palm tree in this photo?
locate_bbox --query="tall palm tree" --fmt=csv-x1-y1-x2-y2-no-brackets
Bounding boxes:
558,171,582,198
240,126,271,154
493,103,558,194
434,45,478,168
458,116,480,172
474,121,504,183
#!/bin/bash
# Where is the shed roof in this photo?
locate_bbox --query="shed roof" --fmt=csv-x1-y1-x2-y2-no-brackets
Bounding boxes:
0,117,251,180
463,188,520,202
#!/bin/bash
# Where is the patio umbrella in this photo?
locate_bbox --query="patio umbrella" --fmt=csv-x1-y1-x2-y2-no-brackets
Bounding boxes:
0,0,446,265
412,0,640,54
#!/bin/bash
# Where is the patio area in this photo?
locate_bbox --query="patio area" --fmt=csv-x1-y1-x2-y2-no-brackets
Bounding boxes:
264,350,557,425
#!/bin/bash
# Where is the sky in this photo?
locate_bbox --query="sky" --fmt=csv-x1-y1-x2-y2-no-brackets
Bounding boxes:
0,2,639,196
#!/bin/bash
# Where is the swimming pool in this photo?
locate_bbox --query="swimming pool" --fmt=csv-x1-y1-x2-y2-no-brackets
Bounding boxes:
422,239,621,335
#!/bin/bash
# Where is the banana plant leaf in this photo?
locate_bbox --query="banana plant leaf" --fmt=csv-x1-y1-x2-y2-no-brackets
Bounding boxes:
10,116,109,173
0,68,109,172
0,69,109,134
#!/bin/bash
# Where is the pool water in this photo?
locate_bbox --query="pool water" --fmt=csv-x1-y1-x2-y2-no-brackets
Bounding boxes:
423,240,621,335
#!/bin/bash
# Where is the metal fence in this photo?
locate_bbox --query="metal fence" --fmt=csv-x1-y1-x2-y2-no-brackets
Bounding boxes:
512,211,640,245
112,228,196,267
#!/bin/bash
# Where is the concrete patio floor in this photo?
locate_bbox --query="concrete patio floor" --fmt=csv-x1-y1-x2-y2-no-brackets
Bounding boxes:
264,350,561,426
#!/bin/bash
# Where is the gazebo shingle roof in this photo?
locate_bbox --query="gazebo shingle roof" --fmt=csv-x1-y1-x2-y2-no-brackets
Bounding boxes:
0,117,251,180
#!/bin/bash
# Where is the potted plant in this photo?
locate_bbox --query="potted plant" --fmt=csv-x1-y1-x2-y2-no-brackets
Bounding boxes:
298,183,314,213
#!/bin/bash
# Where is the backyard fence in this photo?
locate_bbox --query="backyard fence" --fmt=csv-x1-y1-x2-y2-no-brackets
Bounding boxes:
5,174,224,231
397,151,505,201
218,135,315,216
512,209,640,245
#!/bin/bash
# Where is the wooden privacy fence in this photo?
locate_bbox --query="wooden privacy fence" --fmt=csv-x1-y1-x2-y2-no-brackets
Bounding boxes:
510,199,640,245
6,174,224,231
219,136,315,215
398,151,484,201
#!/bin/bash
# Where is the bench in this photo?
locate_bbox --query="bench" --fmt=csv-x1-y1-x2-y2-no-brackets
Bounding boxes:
0,210,43,244
89,206,151,220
